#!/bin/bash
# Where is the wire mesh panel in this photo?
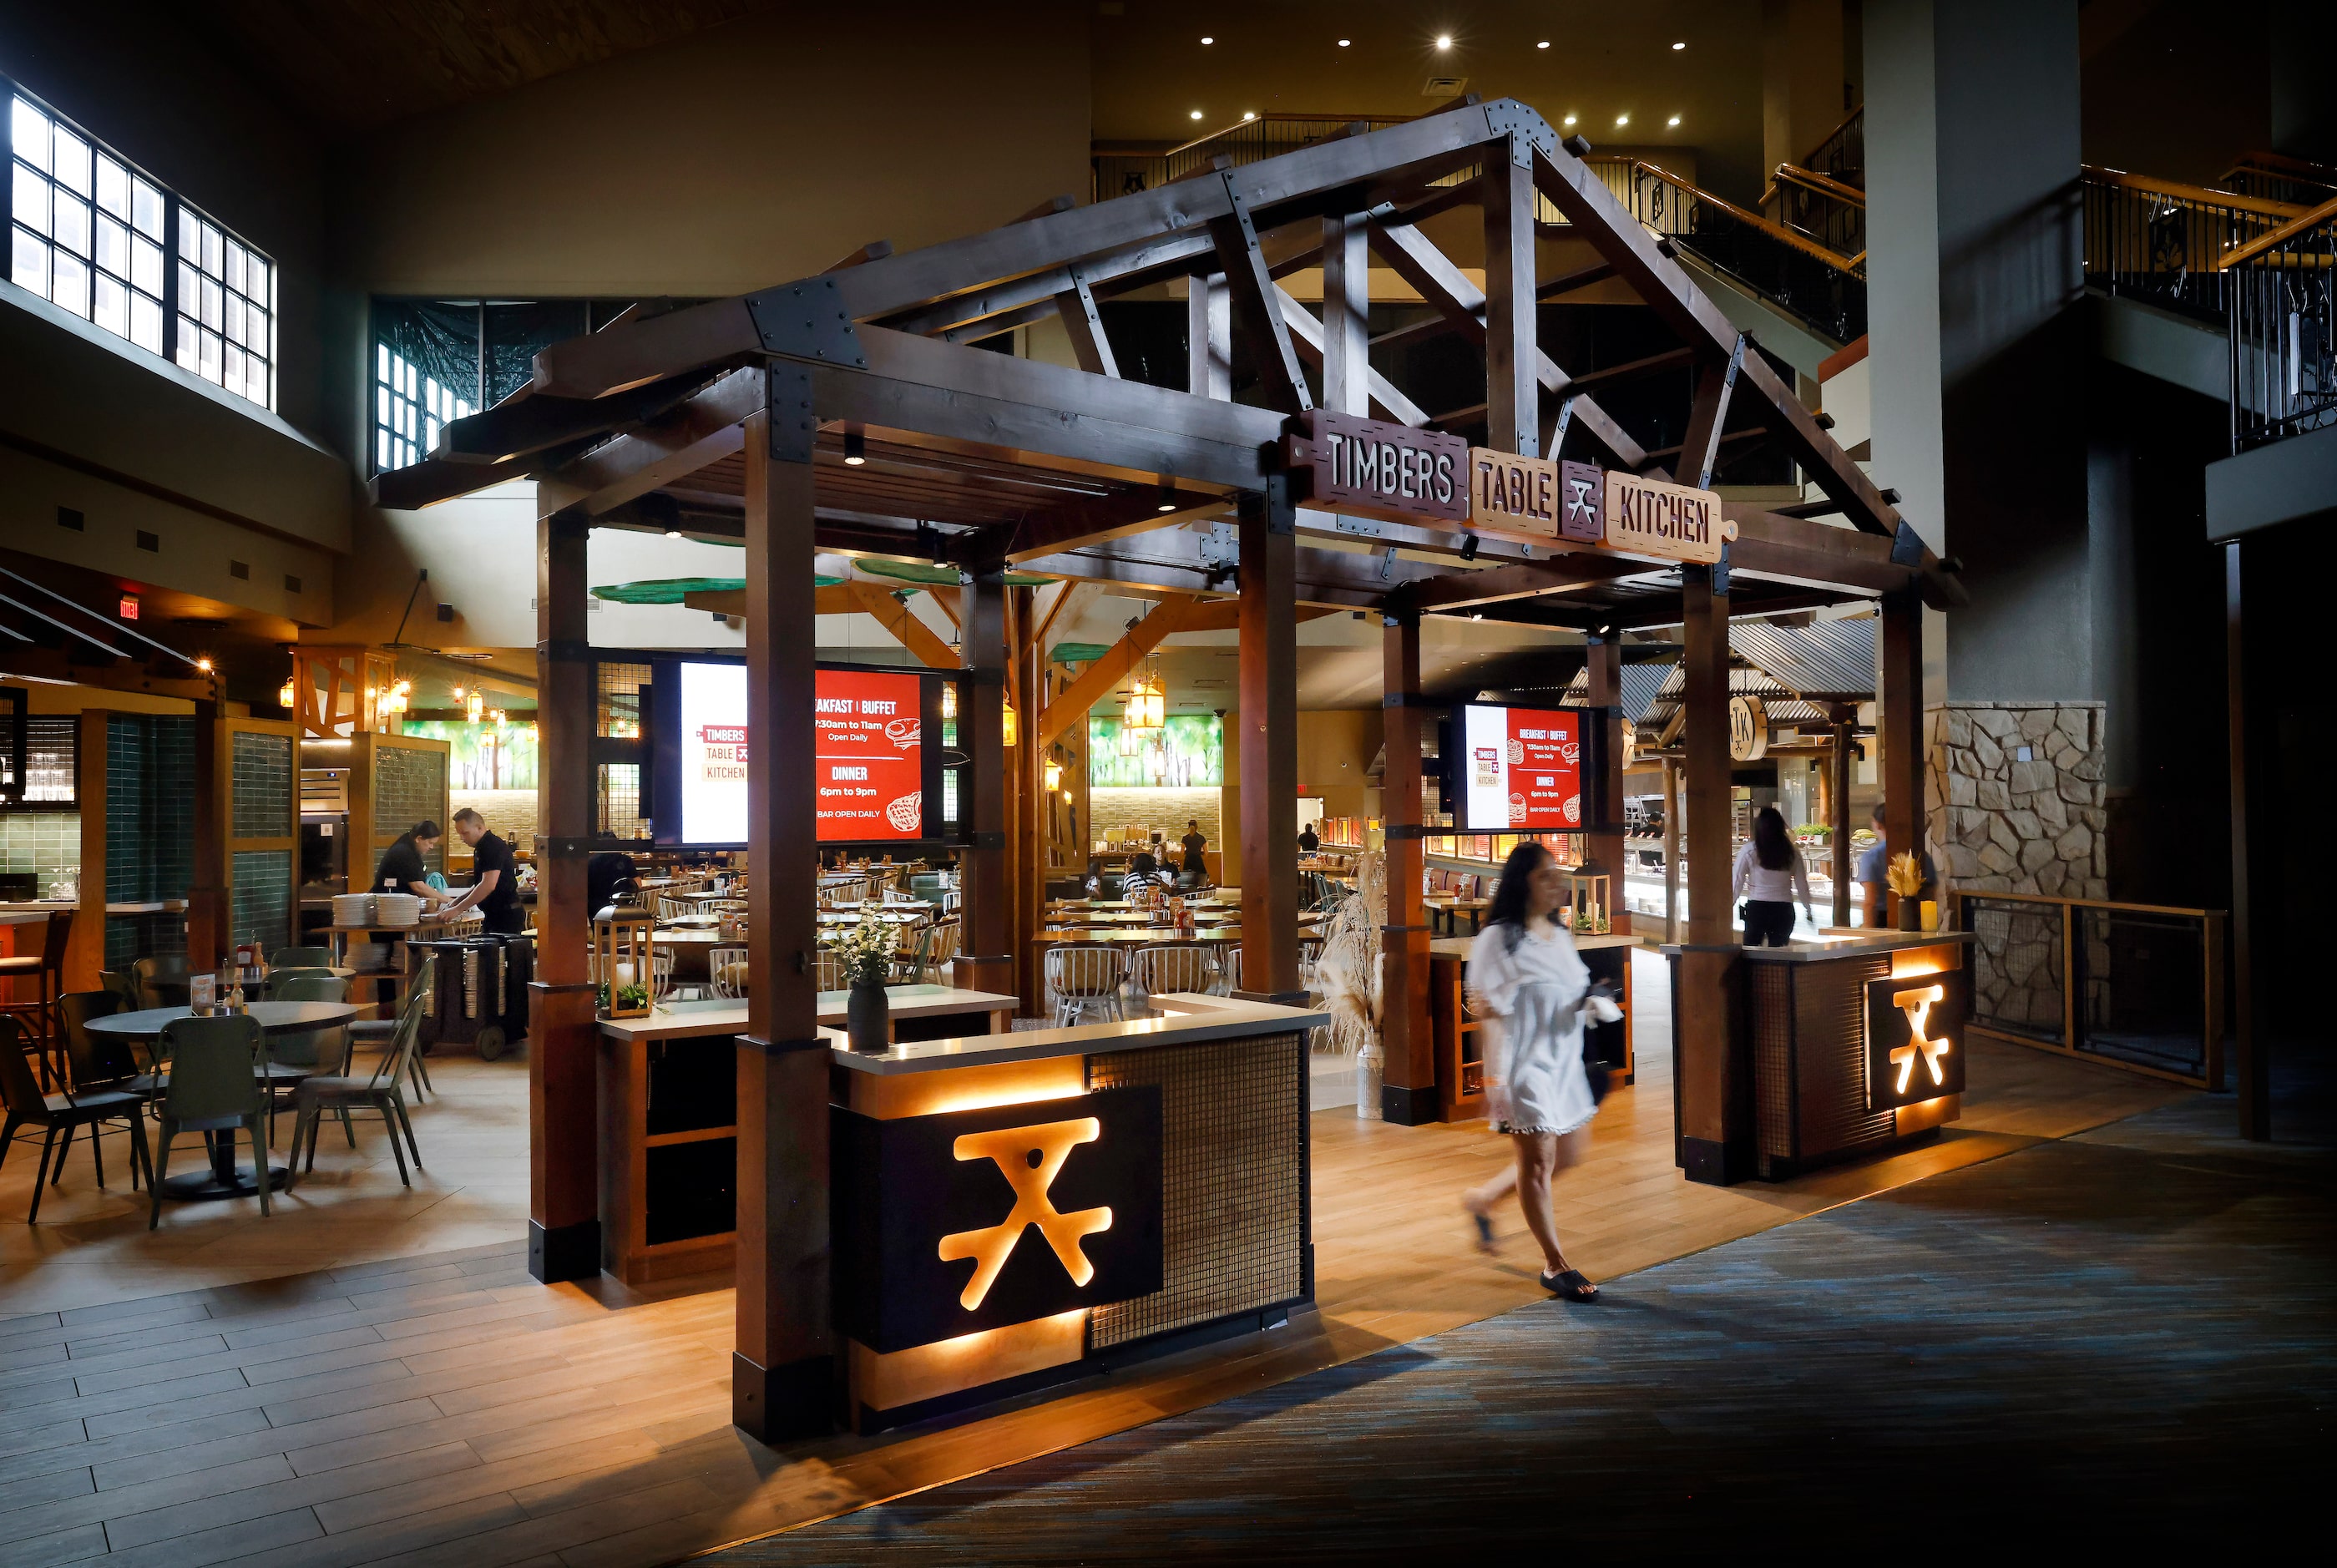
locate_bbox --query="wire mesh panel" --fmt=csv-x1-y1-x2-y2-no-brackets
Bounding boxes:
2077,906,2212,1080
1965,896,2067,1044
1086,1032,1308,1350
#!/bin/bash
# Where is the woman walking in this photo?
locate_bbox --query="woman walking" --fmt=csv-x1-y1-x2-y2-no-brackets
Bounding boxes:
1733,805,1815,948
1459,841,1609,1302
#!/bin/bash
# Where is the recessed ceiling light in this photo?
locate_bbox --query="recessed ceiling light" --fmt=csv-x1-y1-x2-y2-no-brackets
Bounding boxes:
1616,114,1631,126
1434,35,1453,49
1668,115,1682,127
1672,40,1687,51
1563,114,1577,125
1190,109,1204,119
1201,36,1214,45
1338,38,1350,48
1242,111,1256,121
1537,40,1550,49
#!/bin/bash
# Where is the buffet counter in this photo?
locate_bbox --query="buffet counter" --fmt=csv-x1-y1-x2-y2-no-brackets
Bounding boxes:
1666,930,1975,1181
830,992,1323,1430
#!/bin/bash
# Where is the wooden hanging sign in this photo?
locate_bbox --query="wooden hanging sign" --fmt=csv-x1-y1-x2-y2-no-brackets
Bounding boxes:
1601,470,1735,564
1285,410,1469,524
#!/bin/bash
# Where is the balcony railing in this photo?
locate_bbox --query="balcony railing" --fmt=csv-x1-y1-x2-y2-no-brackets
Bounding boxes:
2220,195,2337,449
1954,891,2227,1089
2078,165,2303,325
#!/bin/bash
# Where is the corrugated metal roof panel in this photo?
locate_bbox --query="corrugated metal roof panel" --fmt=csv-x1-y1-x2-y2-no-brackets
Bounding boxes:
1728,618,1875,699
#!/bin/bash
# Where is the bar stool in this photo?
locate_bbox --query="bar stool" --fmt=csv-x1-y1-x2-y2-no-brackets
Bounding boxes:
0,911,73,1090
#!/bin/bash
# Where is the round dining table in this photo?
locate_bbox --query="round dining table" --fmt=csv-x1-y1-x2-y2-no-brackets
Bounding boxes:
84,1001,360,1201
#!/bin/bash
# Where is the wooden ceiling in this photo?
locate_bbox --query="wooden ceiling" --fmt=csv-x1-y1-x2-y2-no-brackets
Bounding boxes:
198,0,787,133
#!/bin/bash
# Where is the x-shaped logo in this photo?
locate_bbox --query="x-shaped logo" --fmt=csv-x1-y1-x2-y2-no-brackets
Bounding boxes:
1564,474,1599,529
1889,984,1950,1095
938,1117,1113,1311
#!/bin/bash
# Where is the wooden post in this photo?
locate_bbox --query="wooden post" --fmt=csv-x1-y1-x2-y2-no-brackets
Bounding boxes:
1878,588,1926,928
187,697,222,971
1378,608,1434,1124
1321,213,1370,417
954,571,1014,998
1237,477,1302,1003
1187,271,1230,400
69,711,108,992
2224,540,2267,1139
529,503,599,1286
1482,135,1540,458
1016,588,1046,1015
735,365,832,1441
1675,564,1750,1184
1829,706,1855,928
1662,755,1681,947
1583,638,1629,935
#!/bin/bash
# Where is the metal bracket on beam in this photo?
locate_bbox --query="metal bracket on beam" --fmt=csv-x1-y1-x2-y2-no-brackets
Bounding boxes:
538,836,602,857
1889,520,1928,568
743,275,867,367
764,362,815,464
1711,547,1733,596
1196,521,1240,573
538,638,593,664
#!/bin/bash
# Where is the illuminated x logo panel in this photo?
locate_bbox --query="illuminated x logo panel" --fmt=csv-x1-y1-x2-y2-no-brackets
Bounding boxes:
834,1086,1164,1354
939,1118,1114,1310
1864,968,1969,1111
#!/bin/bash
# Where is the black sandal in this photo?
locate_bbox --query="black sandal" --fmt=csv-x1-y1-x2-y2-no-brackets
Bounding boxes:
1469,1210,1496,1253
1540,1268,1600,1302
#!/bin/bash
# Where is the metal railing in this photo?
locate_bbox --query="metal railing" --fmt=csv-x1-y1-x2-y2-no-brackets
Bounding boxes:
1801,106,1864,191
2218,149,2337,209
2222,195,2337,449
2080,165,2302,325
1955,891,2226,1089
1764,164,1866,261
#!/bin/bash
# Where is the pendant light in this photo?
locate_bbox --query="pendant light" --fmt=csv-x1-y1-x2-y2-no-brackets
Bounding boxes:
1001,695,1019,747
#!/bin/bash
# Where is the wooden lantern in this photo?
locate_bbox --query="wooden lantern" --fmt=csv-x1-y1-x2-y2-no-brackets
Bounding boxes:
594,903,656,1018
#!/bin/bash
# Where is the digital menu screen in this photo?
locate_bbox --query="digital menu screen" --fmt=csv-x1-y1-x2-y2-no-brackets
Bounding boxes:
671,662,924,844
1456,703,1583,832
813,668,923,842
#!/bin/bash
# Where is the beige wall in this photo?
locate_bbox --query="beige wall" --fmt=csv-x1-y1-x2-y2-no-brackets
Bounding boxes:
1220,708,1383,888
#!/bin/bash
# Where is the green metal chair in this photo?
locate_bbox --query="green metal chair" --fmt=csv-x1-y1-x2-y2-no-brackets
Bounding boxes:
149,1013,271,1229
266,974,350,1147
289,973,427,1190
271,947,335,970
347,956,435,1101
58,990,142,1095
99,969,144,1014
0,1016,151,1222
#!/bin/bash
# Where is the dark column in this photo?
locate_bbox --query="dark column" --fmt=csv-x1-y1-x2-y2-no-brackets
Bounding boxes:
529,505,599,1283
1482,134,1539,460
1878,587,1926,927
188,697,222,972
1829,705,1855,928
2225,541,2268,1140
953,572,1014,997
1014,588,1046,1014
1583,638,1628,934
735,367,832,1442
1662,756,1681,945
1237,478,1301,1004
1378,609,1434,1124
1676,566,1749,1185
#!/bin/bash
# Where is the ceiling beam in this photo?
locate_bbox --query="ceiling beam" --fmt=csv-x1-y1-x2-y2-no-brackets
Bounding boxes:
1402,554,1655,612
1210,169,1315,416
1034,594,1204,751
1272,284,1428,426
840,579,960,669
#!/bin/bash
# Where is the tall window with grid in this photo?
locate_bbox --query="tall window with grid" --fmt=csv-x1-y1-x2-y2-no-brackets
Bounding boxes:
10,94,166,358
8,87,273,412
175,205,273,408
376,343,472,474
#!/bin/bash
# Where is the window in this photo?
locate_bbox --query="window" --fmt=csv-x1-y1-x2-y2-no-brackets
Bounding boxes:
370,297,680,473
175,204,273,408
8,86,273,412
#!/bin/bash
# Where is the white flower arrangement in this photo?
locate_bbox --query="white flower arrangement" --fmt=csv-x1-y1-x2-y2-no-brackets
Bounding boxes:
823,902,897,987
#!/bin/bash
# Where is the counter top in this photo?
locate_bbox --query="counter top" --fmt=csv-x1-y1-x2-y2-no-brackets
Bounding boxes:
0,901,182,917
598,984,1019,1043
1430,931,1641,959
829,992,1328,1076
1663,929,1975,964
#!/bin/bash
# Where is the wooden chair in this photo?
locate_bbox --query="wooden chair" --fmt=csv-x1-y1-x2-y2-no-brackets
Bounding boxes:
811,949,842,992
148,1013,270,1229
887,920,932,984
0,1015,151,1222
288,977,426,1191
1044,943,1125,1028
1130,943,1221,999
0,910,73,1088
921,918,962,984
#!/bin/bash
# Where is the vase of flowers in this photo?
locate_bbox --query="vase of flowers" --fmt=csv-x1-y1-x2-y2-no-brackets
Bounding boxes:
827,904,897,1053
1886,851,1925,931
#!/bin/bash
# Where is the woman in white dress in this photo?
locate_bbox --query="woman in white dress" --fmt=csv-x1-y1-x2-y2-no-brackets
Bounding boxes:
1460,841,1604,1302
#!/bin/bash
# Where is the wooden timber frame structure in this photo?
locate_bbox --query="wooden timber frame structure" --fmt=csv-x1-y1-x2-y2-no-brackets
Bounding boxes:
377,99,1965,1442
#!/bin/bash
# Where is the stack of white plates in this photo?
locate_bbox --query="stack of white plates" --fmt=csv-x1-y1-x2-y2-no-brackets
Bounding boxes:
332,893,374,928
375,893,423,928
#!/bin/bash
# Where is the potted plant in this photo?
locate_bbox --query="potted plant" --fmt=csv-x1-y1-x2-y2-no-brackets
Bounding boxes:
826,904,897,1053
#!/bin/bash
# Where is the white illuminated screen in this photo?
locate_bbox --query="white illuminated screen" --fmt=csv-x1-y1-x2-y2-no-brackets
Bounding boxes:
1459,703,1582,831
678,661,750,845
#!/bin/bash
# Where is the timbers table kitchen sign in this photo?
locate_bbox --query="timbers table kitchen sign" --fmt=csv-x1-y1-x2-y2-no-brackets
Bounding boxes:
1287,415,1735,566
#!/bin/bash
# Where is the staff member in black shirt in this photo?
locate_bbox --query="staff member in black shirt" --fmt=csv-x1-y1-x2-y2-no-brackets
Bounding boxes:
443,807,525,933
373,821,447,905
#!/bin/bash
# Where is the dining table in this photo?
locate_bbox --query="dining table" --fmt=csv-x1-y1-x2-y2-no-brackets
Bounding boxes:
83,1001,361,1199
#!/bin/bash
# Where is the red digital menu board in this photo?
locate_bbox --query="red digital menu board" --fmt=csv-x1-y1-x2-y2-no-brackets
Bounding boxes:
1456,703,1583,831
815,668,923,841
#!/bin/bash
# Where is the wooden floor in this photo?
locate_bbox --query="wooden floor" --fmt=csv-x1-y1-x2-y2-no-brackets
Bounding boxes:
0,953,2193,1566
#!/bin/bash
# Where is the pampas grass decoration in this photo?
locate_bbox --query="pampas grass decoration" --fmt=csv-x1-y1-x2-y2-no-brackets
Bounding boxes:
1313,851,1386,1058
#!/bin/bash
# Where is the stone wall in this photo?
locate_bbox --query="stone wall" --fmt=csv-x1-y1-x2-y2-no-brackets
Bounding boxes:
1926,701,2107,900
